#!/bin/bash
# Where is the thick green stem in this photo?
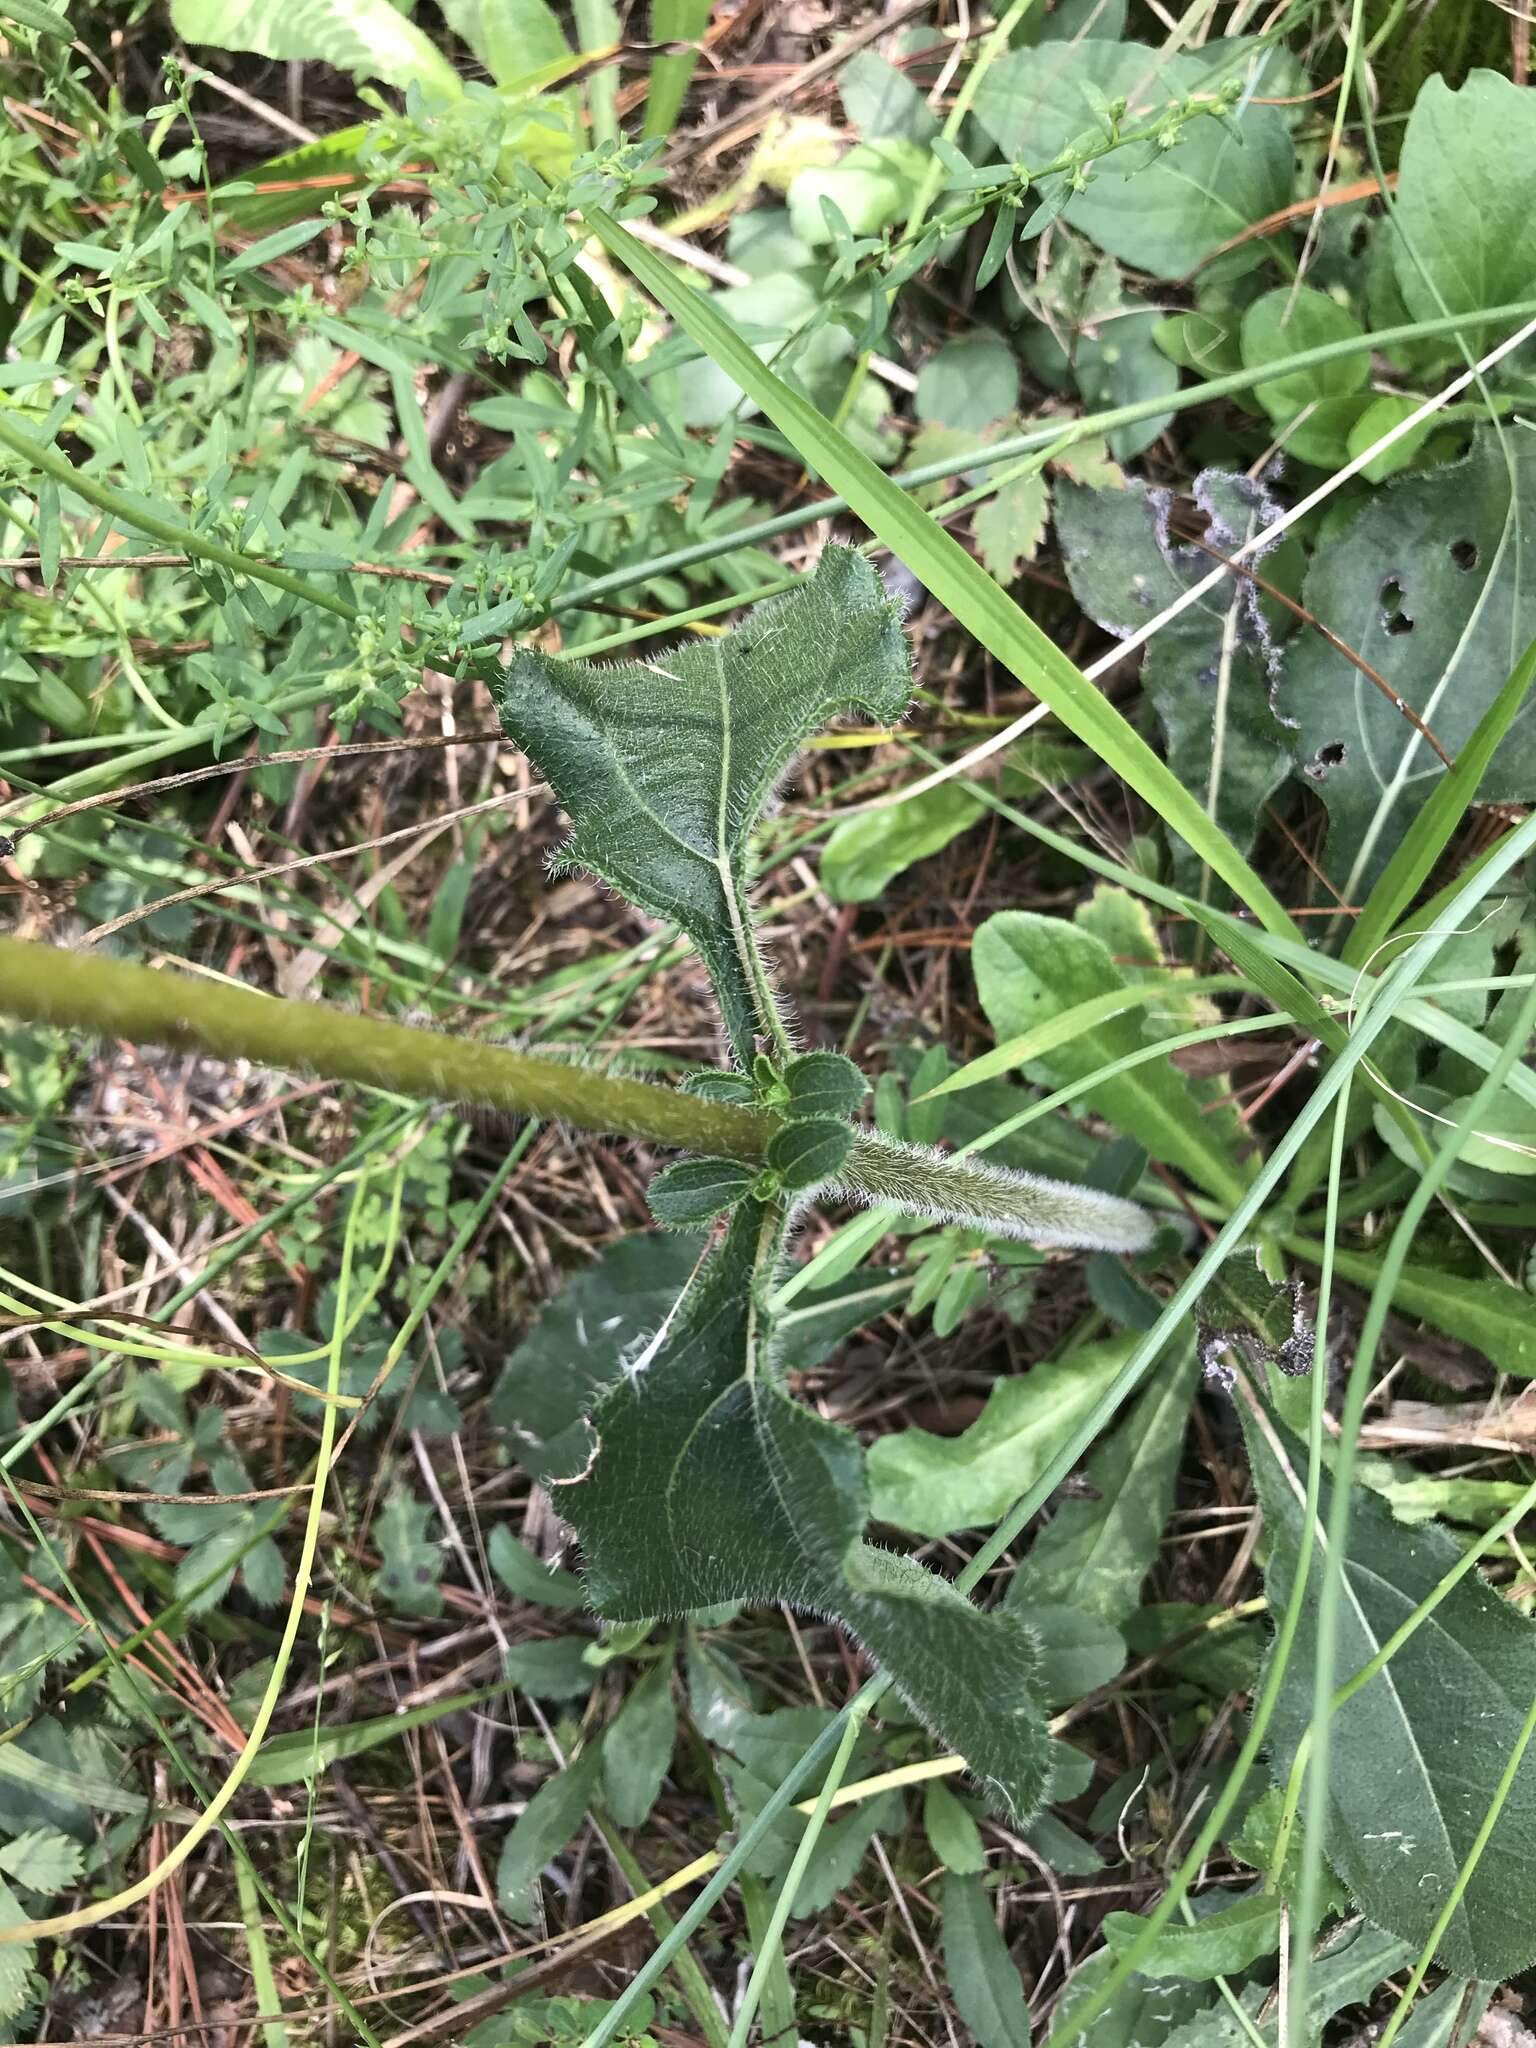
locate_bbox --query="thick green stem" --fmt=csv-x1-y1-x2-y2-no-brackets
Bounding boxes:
0,938,1155,1251
0,937,773,1160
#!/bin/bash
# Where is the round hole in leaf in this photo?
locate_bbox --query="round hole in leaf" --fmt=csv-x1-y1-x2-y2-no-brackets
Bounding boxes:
1379,578,1414,635
1449,537,1480,571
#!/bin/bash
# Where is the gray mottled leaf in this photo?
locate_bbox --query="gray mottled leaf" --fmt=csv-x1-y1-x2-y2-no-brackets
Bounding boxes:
1280,429,1536,897
1055,471,1293,884
972,41,1291,275
493,545,911,1062
1247,1406,1536,1978
490,1232,706,1480
567,1204,1055,1817
942,1872,1033,2048
372,1492,443,1620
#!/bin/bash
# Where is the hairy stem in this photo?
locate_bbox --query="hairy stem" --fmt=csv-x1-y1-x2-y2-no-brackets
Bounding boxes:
0,938,1153,1252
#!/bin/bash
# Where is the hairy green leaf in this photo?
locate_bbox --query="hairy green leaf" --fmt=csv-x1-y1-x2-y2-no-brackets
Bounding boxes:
492,546,912,1064
1055,472,1294,885
566,1205,1055,1817
1280,430,1536,897
647,1156,758,1226
783,1051,868,1120
764,1115,855,1188
1247,1408,1536,1977
491,1232,707,1481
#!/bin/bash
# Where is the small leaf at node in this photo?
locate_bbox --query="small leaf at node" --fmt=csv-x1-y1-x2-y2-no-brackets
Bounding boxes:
783,1049,869,1119
648,1156,757,1227
764,1116,856,1189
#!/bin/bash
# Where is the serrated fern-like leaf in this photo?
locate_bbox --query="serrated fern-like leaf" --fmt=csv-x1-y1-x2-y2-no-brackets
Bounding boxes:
492,547,912,1064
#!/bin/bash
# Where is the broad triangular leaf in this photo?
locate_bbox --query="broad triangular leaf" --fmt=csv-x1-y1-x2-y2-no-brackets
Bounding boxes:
566,1205,1055,1817
1247,1406,1536,1978
493,547,912,1062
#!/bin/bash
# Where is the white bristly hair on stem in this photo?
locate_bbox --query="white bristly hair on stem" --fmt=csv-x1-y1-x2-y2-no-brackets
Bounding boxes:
834,1131,1157,1254
853,309,1536,817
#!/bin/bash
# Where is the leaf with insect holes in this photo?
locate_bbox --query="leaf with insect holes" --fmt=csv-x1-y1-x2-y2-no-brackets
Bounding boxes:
970,40,1292,276
1055,471,1295,886
492,546,912,1065
1279,429,1536,898
1246,1404,1536,1978
372,1492,444,1620
565,1203,1056,1818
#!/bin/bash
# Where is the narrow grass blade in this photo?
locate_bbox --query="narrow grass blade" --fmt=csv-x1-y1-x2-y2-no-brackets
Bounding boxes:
585,206,1298,940
1347,631,1536,969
